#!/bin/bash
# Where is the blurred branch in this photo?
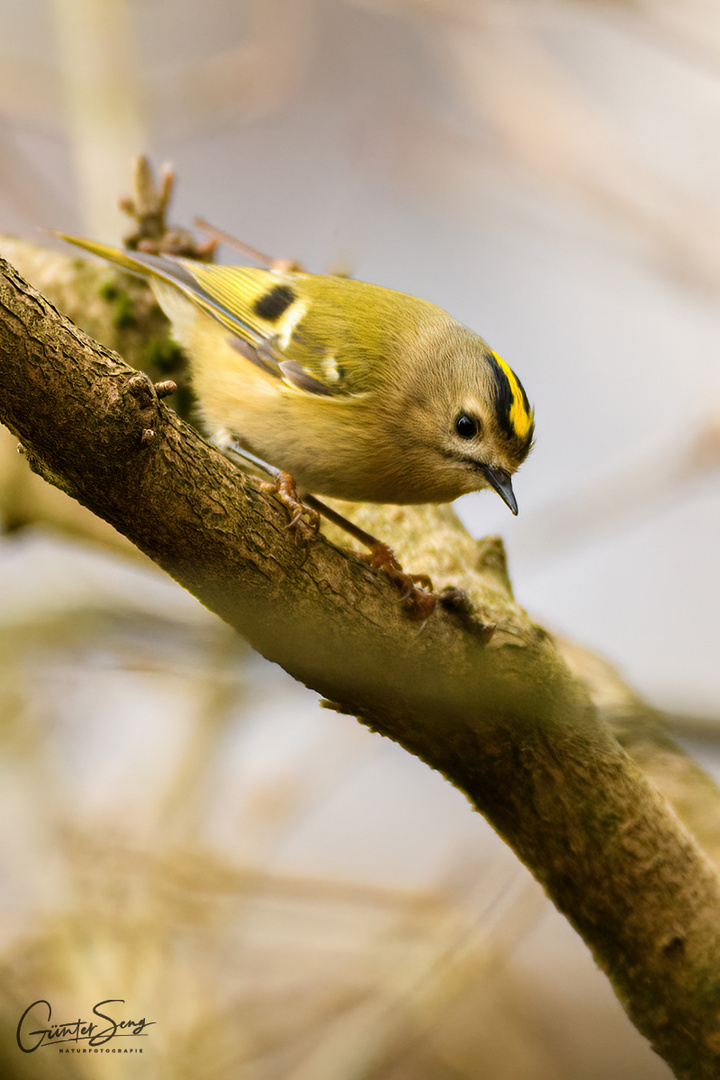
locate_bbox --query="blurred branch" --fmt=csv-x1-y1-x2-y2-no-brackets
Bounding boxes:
557,635,720,868
146,0,316,136
2,252,720,1078
604,0,720,76
51,0,146,238
420,0,720,292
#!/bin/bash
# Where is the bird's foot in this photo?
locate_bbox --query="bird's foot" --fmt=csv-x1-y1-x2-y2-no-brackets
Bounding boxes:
360,542,436,620
260,472,320,542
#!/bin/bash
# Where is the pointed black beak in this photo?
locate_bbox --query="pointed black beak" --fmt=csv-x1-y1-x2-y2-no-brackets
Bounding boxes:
482,466,518,515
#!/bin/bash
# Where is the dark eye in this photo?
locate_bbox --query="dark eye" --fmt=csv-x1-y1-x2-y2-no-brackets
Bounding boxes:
455,414,479,440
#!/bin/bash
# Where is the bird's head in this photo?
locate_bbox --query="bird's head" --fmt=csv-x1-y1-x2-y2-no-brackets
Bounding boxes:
395,322,535,509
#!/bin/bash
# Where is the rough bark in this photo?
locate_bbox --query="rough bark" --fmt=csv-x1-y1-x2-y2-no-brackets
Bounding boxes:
2,252,720,1078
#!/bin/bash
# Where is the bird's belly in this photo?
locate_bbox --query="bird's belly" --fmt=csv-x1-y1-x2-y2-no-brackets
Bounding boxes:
189,347,475,504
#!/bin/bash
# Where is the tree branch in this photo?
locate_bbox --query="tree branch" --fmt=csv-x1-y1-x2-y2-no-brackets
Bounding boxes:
2,252,720,1078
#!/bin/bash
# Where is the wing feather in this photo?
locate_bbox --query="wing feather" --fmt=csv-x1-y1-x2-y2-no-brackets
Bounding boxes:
58,234,413,399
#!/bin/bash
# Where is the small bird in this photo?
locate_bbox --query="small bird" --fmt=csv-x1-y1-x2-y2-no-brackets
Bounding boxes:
58,233,535,517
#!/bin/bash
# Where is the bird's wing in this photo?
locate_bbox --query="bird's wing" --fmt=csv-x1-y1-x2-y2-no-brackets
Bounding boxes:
58,236,392,397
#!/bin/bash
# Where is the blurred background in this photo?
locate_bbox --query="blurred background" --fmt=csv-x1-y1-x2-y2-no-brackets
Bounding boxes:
2,0,720,1075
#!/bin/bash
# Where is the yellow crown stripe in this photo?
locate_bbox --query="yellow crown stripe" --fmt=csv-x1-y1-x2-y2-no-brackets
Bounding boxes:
493,352,534,439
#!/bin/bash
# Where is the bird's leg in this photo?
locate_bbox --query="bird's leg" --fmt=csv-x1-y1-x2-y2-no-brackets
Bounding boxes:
303,496,436,620
219,438,435,619
265,472,320,542
220,439,319,541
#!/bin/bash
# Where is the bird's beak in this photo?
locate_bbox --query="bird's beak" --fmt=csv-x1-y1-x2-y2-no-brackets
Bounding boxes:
482,466,518,515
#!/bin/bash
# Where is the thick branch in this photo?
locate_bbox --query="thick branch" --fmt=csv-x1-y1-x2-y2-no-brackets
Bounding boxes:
2,255,720,1078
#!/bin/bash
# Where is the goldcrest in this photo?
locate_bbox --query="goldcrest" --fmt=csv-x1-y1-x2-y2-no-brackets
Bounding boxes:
59,235,534,512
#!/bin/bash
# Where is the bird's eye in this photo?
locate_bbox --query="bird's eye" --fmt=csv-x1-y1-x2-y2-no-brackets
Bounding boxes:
455,414,479,440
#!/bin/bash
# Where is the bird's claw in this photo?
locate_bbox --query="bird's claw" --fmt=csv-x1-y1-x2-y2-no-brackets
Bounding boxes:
360,542,436,620
260,472,320,542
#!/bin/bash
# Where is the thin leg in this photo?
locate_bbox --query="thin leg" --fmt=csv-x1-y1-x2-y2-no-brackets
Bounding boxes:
220,438,319,541
219,437,435,619
306,493,436,619
303,495,387,551
304,496,434,590
221,438,284,483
